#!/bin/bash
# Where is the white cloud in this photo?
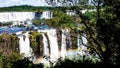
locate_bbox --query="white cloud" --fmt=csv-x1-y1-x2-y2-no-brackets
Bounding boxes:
0,0,50,7
10,0,19,2
6,1,10,4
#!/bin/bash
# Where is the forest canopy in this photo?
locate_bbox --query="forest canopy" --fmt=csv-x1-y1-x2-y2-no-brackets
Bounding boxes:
0,5,69,12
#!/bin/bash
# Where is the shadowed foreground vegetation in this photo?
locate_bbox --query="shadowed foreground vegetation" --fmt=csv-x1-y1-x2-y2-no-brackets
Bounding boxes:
11,58,43,68
1,56,120,68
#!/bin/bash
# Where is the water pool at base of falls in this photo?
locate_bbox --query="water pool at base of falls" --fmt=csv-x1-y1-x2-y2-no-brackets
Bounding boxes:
33,49,99,67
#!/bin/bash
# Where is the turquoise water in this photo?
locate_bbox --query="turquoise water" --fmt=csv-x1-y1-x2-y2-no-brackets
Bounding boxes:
0,27,26,34
0,25,50,34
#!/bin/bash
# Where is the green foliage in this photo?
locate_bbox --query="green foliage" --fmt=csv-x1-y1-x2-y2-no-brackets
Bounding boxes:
45,10,79,29
83,11,96,20
0,32,45,68
0,5,69,12
29,31,40,50
0,22,12,27
0,0,120,67
54,57,102,68
75,0,120,65
0,5,46,12
29,31,43,57
11,58,43,68
32,19,42,26
95,0,120,65
0,33,21,68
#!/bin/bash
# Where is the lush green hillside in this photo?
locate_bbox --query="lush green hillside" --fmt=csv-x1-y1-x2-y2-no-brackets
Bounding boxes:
0,5,67,12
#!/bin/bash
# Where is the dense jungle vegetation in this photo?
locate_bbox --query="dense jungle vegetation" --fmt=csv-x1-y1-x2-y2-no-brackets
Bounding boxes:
0,5,58,12
0,5,68,12
0,5,95,12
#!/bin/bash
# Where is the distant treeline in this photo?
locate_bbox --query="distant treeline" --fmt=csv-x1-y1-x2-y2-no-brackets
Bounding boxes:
0,5,68,12
0,5,95,12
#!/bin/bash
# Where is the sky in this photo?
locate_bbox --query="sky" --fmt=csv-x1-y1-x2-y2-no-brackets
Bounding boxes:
0,0,93,7
0,0,48,7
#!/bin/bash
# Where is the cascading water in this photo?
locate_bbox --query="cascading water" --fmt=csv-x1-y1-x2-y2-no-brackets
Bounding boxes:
42,33,49,56
0,12,35,22
66,29,72,49
18,32,34,59
0,11,52,22
16,28,89,64
61,29,67,58
77,33,88,55
61,28,80,59
15,29,87,65
81,34,87,45
77,34,83,55
16,28,89,65
47,29,59,62
38,29,59,62
40,11,52,19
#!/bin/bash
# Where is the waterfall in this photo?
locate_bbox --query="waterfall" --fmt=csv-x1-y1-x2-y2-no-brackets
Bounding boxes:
38,29,59,62
77,33,88,55
42,33,49,56
0,11,52,22
47,29,59,62
18,32,34,59
17,28,88,64
66,29,72,49
61,28,74,58
77,34,83,55
81,34,87,45
61,29,67,58
0,12,35,22
40,11,52,19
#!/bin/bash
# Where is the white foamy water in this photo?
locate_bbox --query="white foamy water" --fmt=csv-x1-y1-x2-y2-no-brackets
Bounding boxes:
61,29,67,58
46,29,59,62
41,11,52,19
38,29,59,62
18,32,33,58
0,12,35,22
42,33,49,56
0,11,52,22
16,28,89,65
77,33,88,55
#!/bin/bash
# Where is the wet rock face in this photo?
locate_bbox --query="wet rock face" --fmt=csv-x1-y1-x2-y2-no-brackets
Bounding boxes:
29,32,43,58
0,33,19,56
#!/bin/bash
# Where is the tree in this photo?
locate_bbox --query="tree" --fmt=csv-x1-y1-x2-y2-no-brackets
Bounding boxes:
96,0,120,65
76,0,120,66
32,19,42,26
66,0,120,66
0,33,21,68
44,10,79,28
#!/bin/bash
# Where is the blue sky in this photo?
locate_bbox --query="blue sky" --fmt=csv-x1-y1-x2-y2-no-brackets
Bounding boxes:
0,0,48,7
